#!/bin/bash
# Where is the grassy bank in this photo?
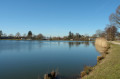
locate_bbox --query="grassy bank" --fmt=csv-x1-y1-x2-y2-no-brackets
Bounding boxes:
82,43,120,79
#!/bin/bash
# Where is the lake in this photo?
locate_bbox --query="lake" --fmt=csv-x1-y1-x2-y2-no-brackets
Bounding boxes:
0,40,100,79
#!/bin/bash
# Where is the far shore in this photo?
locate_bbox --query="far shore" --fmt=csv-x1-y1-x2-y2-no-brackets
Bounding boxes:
0,39,95,41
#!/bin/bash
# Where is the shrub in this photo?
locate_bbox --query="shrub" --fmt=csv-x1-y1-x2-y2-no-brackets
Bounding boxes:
104,51,109,54
97,56,104,62
81,71,87,77
80,66,93,77
84,66,93,74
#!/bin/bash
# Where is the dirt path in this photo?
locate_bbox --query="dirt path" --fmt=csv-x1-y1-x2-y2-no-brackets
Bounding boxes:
109,41,120,45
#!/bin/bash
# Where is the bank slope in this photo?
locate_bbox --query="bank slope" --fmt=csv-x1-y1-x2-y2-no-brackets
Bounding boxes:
82,44,120,79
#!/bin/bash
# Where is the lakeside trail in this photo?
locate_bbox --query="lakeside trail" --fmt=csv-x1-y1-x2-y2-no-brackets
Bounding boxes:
109,41,120,45
82,41,120,79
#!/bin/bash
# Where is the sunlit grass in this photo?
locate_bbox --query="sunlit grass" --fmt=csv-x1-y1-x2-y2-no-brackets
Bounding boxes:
82,43,120,79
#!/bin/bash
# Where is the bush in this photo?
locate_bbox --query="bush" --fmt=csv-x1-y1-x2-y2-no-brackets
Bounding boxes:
81,71,87,77
104,51,109,54
84,66,93,74
97,56,104,62
80,66,93,77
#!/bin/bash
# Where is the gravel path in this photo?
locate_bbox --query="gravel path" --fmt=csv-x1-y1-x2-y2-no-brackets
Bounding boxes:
109,41,120,45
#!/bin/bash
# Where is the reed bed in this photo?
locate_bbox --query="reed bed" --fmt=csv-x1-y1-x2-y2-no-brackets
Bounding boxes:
95,37,108,48
80,38,111,78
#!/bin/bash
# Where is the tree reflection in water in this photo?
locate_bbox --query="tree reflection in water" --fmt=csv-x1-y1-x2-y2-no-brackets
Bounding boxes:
67,41,91,48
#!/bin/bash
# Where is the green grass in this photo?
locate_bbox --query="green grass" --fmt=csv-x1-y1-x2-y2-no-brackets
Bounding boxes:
82,44,120,79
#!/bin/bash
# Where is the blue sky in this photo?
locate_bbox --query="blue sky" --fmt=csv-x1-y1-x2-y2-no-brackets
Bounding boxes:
0,0,120,37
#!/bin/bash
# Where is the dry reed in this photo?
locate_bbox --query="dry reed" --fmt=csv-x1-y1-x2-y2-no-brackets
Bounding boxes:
95,37,108,48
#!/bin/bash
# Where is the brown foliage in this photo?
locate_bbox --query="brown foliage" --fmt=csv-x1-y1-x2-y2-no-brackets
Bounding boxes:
97,56,104,62
81,71,87,77
80,66,93,77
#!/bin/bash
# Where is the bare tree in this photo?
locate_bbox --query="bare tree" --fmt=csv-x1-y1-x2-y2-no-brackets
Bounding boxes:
16,32,21,38
8,34,14,37
105,25,117,41
74,33,81,40
96,29,104,37
92,34,97,38
23,33,27,37
100,32,106,38
37,34,44,40
3,33,7,37
109,5,120,28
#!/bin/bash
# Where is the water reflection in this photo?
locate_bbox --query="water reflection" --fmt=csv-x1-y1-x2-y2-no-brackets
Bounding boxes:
37,74,42,79
91,42,95,46
0,40,43,53
67,41,91,48
0,40,99,79
0,41,94,53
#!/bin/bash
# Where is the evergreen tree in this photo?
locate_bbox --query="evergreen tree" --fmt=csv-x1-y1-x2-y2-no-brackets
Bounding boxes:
27,31,32,39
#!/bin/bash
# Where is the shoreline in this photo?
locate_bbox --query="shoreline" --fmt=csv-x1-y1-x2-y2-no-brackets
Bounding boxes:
0,39,94,42
82,42,120,79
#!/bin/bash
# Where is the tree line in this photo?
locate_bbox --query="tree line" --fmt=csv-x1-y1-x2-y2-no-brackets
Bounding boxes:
0,30,92,41
0,31,45,40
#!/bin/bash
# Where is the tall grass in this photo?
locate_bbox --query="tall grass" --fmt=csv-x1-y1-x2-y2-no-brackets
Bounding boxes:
80,38,111,78
95,37,108,48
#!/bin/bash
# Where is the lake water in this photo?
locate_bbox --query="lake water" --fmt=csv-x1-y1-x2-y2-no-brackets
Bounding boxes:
0,40,100,79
